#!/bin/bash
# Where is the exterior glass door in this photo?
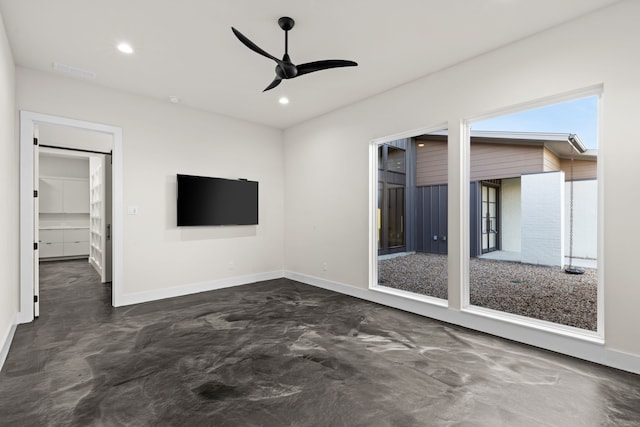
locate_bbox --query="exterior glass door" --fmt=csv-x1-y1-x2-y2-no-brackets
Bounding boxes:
377,144,407,255
387,184,405,248
481,183,499,253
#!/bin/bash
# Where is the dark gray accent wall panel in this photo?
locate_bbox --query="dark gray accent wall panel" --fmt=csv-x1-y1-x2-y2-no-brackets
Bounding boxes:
416,184,448,254
416,182,481,256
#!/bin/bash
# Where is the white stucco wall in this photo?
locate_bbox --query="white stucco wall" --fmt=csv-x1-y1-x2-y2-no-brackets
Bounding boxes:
497,177,597,261
500,178,521,253
565,179,597,260
521,172,565,267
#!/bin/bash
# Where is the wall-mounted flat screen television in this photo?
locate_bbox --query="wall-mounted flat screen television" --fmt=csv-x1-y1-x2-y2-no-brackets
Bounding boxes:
177,174,258,226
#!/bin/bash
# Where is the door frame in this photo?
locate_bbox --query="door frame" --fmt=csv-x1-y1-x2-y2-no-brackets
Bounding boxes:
18,111,124,323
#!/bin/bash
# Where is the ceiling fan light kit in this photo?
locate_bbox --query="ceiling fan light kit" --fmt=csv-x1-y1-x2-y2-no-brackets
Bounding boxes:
231,16,358,92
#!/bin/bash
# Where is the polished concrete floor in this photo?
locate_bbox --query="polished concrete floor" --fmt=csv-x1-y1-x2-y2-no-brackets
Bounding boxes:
1,260,639,426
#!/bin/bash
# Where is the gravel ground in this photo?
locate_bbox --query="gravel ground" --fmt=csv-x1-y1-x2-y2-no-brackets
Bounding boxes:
378,253,597,331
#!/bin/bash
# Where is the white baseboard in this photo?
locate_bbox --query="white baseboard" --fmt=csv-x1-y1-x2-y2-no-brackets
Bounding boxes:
116,270,285,307
284,270,640,375
0,314,18,373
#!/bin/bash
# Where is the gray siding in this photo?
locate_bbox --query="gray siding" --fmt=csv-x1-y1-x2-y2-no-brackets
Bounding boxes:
543,147,561,171
416,139,448,186
470,143,542,181
560,158,597,180
416,138,546,186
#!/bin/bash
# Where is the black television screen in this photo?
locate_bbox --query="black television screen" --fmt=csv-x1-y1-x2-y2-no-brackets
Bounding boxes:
177,174,258,226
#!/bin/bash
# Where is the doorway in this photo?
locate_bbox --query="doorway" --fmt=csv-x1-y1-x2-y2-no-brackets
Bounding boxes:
37,144,113,312
19,112,123,324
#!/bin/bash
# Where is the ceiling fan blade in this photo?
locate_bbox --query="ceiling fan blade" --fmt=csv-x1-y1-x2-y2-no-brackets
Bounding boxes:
263,77,282,92
296,60,358,77
231,27,281,64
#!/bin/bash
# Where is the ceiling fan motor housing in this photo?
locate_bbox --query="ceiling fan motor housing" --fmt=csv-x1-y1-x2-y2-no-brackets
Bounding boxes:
276,54,298,79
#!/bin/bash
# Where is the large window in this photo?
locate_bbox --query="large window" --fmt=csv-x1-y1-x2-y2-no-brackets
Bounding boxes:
371,93,601,336
467,95,599,332
376,131,448,301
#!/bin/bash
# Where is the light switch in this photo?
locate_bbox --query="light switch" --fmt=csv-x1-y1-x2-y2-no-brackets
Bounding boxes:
127,206,138,215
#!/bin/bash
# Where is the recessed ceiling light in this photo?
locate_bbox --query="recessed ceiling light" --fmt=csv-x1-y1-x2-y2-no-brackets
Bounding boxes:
117,42,134,54
418,143,425,147
169,96,181,104
279,97,289,105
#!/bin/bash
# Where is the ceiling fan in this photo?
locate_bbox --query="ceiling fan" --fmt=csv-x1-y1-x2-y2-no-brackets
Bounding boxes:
231,17,358,92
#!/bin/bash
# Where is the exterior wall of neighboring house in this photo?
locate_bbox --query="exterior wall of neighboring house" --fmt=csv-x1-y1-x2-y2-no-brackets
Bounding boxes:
470,142,541,181
565,179,597,259
521,171,565,267
416,138,547,186
500,178,521,253
499,176,598,261
414,137,597,264
415,138,447,186
543,147,561,171
560,158,597,180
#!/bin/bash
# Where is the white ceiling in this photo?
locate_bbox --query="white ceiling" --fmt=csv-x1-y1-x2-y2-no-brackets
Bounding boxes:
0,0,620,129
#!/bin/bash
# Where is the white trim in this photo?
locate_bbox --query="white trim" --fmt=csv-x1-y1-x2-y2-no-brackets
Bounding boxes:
285,270,640,375
369,122,449,146
596,90,605,337
0,314,17,372
19,111,123,322
370,283,448,308
117,271,284,307
466,84,604,125
368,141,378,293
462,305,602,344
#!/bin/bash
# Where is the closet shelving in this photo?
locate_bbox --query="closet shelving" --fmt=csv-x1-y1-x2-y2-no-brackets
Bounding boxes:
89,161,103,274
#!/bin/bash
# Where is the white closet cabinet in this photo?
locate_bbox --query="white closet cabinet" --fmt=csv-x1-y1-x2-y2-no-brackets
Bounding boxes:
39,229,64,257
39,177,89,213
63,180,90,213
39,228,90,258
39,178,64,213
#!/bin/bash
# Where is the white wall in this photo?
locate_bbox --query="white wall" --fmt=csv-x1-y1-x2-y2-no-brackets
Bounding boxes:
40,154,89,179
565,180,597,260
500,178,521,253
39,123,113,153
17,67,285,299
497,177,597,260
284,1,640,360
521,172,565,267
0,11,17,365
